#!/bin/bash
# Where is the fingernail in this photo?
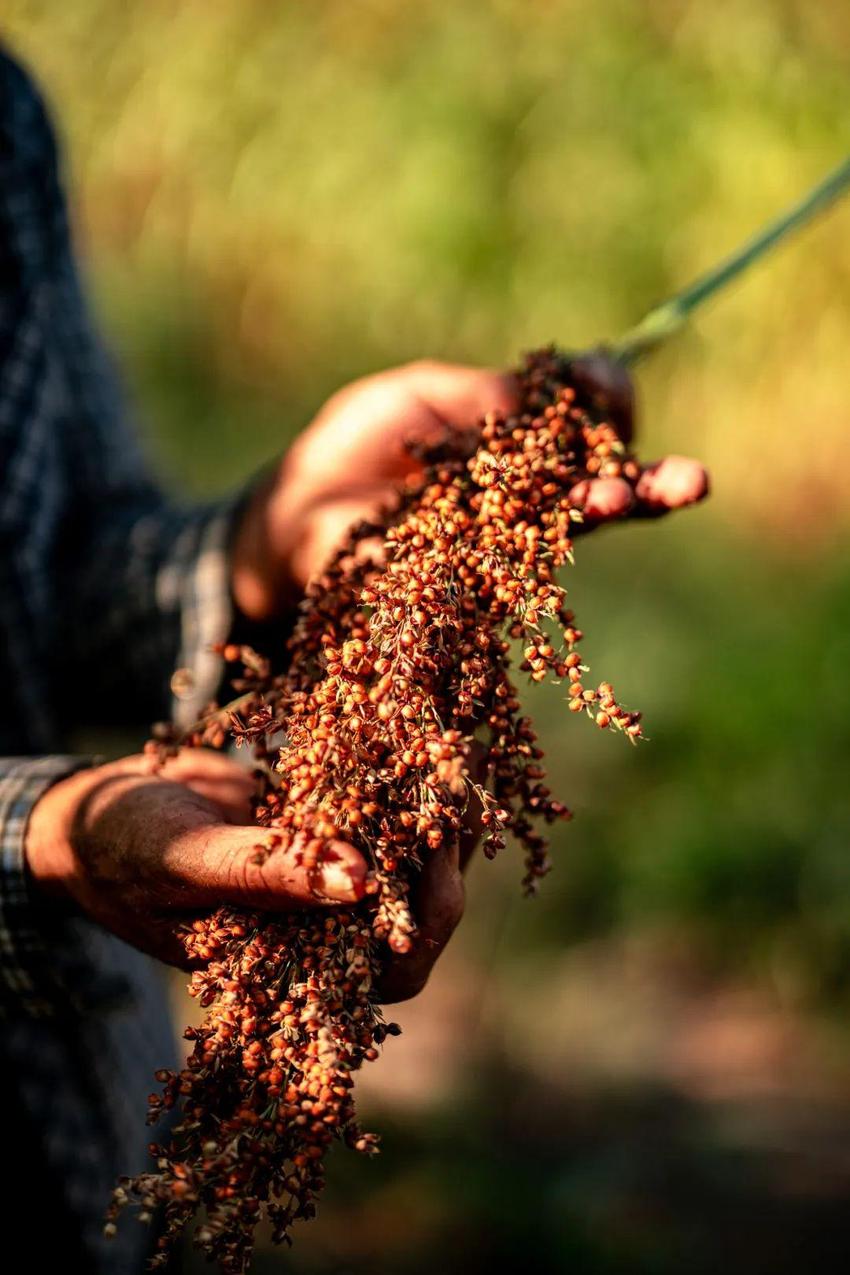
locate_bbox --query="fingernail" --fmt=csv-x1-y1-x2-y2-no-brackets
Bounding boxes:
660,456,709,505
584,477,634,519
318,862,365,902
637,456,708,508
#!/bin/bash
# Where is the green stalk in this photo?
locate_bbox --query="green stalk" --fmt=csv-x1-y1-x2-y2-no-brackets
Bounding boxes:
610,154,850,365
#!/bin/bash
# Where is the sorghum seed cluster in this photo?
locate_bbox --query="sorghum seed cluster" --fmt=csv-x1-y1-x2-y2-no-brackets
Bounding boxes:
113,348,648,1271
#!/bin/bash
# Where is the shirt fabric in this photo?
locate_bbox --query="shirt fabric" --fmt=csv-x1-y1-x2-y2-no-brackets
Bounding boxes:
0,48,274,1272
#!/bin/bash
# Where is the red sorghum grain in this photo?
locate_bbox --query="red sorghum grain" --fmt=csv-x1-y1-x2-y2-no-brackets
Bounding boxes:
111,348,657,1271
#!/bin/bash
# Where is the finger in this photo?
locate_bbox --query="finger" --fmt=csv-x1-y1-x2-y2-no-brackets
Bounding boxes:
83,755,258,823
183,825,368,909
570,476,635,529
116,751,255,827
158,750,256,825
290,489,391,589
132,913,196,971
172,774,254,826
305,365,518,490
159,749,252,783
121,910,216,973
368,365,519,485
634,455,709,514
397,361,519,429
565,351,635,442
111,749,252,786
378,846,465,1004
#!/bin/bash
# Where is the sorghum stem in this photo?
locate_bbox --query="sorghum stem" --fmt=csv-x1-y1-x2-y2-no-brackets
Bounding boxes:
611,153,850,365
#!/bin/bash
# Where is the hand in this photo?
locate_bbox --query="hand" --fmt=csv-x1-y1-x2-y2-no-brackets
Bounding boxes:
231,358,707,623
233,361,515,620
375,831,471,1005
376,751,485,1004
23,746,471,996
224,355,707,997
24,750,367,968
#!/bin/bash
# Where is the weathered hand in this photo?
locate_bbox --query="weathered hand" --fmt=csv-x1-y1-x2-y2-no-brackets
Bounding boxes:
233,362,516,620
232,357,707,623
229,354,708,998
24,750,367,967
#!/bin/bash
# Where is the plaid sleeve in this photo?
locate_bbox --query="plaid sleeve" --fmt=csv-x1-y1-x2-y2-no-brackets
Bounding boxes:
165,485,297,728
55,494,243,730
53,483,295,732
165,501,240,729
167,497,298,728
0,755,131,1019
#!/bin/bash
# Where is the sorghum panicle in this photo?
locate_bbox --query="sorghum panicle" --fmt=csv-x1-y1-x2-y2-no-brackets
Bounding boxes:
112,348,648,1271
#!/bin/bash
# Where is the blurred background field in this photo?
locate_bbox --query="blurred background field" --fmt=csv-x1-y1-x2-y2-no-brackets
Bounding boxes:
6,2,850,1271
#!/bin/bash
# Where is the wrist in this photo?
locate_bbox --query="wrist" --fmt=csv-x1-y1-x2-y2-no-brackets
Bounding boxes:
231,466,303,622
24,768,86,904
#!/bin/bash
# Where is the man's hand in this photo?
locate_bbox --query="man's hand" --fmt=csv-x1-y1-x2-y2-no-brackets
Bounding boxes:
23,747,464,999
233,362,516,620
24,750,367,968
231,358,708,622
226,354,708,998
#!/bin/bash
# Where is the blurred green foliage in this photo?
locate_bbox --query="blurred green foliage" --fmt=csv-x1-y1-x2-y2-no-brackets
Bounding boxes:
6,3,850,1269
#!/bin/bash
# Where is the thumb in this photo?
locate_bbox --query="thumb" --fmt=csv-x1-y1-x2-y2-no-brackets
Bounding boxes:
634,455,709,512
184,825,368,909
